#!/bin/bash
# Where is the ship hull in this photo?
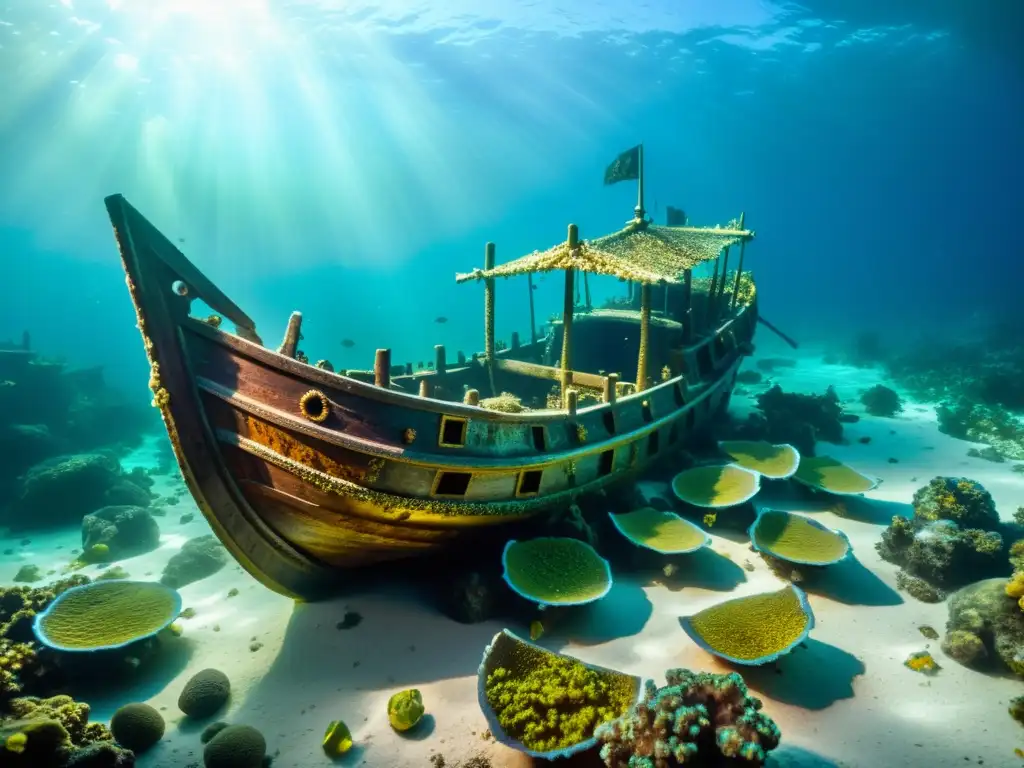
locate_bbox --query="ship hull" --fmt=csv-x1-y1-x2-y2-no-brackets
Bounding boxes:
105,194,756,599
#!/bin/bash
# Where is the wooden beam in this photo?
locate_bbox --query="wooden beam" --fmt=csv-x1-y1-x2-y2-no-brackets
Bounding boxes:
492,357,608,391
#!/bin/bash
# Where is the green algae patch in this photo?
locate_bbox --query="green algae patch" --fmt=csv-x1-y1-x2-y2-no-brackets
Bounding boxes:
501,537,612,607
680,585,814,665
719,440,800,480
793,455,879,495
748,509,851,566
609,508,710,554
32,580,182,651
671,464,761,509
478,628,642,759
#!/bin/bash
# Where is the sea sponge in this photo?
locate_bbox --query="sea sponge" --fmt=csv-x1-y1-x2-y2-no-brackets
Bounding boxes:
32,580,181,652
670,464,761,508
748,509,850,566
0,694,132,767
478,629,641,758
595,668,780,767
940,629,987,667
718,440,800,480
904,651,940,675
1006,571,1024,607
501,538,612,607
860,384,902,417
792,455,879,495
179,668,231,718
109,702,165,753
387,689,425,732
81,505,161,559
680,585,815,665
608,508,710,554
203,724,266,768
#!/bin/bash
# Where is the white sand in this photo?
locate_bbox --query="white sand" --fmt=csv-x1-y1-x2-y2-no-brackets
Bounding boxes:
2,344,1023,768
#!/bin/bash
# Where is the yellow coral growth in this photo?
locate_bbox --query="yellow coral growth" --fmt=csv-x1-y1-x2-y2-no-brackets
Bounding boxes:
484,646,636,753
34,581,181,651
502,538,611,607
904,651,940,675
750,510,850,566
609,508,709,554
671,464,761,509
682,586,813,664
793,456,878,495
1006,572,1024,611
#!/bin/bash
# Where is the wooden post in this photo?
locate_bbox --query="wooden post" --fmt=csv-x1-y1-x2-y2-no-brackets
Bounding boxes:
565,388,578,417
278,311,302,358
705,255,721,328
418,378,432,397
404,362,413,375
636,283,651,392
583,273,592,311
511,331,520,350
635,143,645,220
559,224,578,406
527,272,537,345
464,389,480,406
374,349,391,388
730,213,748,310
603,372,619,404
682,269,694,343
716,244,732,317
434,344,447,375
457,351,466,365
483,242,497,396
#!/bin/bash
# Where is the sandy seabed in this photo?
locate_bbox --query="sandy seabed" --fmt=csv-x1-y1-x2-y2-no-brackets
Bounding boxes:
2,343,1023,768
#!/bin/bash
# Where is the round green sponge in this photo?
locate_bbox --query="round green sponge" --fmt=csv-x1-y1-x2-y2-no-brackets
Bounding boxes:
203,724,266,768
110,702,165,753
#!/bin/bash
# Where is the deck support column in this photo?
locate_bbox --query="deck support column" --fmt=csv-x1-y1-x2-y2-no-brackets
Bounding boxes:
374,349,391,388
730,212,748,310
527,272,537,345
483,242,497,396
278,311,302,358
636,282,651,392
682,269,694,344
603,372,619,404
559,224,578,407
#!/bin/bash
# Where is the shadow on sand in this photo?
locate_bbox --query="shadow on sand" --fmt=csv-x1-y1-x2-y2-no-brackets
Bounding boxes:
739,638,864,710
799,556,903,606
756,482,912,526
659,548,748,592
550,578,653,646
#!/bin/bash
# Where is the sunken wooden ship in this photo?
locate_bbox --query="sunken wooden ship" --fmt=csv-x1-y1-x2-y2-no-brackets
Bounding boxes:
105,147,758,599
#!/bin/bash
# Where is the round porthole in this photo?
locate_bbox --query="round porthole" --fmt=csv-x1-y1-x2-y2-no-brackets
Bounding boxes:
298,389,330,423
171,280,189,297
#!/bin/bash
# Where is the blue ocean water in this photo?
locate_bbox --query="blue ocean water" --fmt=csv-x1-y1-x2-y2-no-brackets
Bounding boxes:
1,2,1023,767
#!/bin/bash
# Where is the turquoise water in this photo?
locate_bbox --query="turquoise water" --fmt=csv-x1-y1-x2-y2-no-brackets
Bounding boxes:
1,3,1023,768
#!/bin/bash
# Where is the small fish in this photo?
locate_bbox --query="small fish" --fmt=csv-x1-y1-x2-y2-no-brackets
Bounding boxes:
662,563,678,578
529,620,544,641
434,316,448,324
177,237,185,244
341,339,355,348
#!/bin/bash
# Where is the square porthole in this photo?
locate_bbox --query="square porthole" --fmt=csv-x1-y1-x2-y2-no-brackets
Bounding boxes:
648,430,660,456
673,381,687,407
517,470,543,497
531,425,547,451
438,415,468,447
598,449,615,476
641,400,653,423
668,422,680,444
432,471,472,497
602,410,616,435
696,344,713,375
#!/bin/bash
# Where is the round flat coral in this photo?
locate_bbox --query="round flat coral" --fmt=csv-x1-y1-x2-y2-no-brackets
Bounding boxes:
33,580,182,652
719,440,800,480
476,629,643,759
670,464,761,509
748,509,850,566
679,585,815,665
793,456,878,495
609,508,710,554
501,537,612,607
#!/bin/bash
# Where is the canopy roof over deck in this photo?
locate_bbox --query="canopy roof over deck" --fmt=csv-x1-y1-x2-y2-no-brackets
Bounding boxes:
455,230,680,285
589,218,754,278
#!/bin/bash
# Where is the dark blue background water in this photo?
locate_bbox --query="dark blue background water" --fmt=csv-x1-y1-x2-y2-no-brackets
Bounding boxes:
0,1,1020,398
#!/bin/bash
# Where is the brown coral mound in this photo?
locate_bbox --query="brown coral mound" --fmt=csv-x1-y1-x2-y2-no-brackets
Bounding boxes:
595,668,780,767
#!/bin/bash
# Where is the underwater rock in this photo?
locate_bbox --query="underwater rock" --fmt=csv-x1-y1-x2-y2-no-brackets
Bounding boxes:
941,629,987,667
13,564,43,583
109,702,164,753
595,668,780,767
438,568,503,624
32,580,181,652
179,668,231,719
943,577,1024,676
478,629,642,758
680,585,814,666
5,454,121,530
501,538,612,607
201,721,230,744
735,369,762,385
203,724,266,768
860,384,903,417
160,535,228,589
724,384,846,457
894,570,946,603
877,477,1007,591
81,506,160,559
